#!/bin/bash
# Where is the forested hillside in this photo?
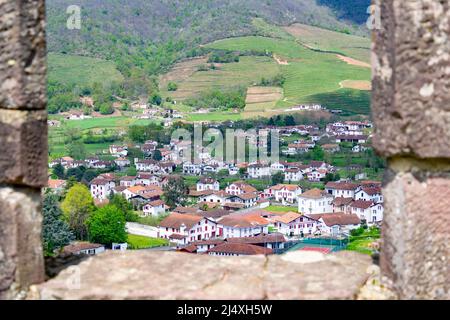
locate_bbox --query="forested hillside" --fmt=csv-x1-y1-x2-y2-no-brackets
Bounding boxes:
46,0,371,115
47,0,369,75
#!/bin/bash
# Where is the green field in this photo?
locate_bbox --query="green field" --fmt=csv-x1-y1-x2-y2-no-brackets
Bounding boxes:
284,23,371,63
206,36,370,110
185,111,243,122
48,53,124,86
127,234,169,250
265,205,298,213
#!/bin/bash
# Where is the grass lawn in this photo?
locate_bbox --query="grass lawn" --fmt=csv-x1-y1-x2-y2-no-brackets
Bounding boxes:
127,234,169,250
265,205,297,213
185,112,243,122
347,227,381,255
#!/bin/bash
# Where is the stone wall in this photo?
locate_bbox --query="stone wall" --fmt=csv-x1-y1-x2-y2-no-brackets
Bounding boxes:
372,0,449,299
0,0,47,299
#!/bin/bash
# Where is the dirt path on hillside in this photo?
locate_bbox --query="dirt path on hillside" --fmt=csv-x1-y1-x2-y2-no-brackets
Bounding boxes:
336,54,370,68
274,54,289,65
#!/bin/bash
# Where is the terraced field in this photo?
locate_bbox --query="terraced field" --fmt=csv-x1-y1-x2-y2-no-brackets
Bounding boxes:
161,56,280,101
206,36,370,113
244,86,284,118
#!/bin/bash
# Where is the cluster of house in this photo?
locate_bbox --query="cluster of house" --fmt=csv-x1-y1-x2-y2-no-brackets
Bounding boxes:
273,121,372,156
148,178,384,256
49,156,115,170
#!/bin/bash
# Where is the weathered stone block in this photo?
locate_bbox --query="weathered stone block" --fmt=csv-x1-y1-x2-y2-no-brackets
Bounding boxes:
34,250,372,300
0,0,46,110
0,186,45,300
0,110,48,187
372,0,450,158
381,172,450,299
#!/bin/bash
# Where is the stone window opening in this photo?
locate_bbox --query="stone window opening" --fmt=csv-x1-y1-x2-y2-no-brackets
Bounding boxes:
0,0,448,300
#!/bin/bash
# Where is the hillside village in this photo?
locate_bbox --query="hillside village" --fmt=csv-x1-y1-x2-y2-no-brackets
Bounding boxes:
47,118,383,257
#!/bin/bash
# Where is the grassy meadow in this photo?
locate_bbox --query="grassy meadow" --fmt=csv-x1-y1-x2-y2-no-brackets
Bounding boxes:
48,53,124,86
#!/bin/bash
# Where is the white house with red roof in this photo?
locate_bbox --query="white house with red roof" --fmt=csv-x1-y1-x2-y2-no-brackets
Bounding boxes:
325,181,359,198
217,214,269,238
196,177,220,192
158,213,218,245
225,181,257,195
142,200,166,217
298,188,333,214
355,185,383,203
90,177,116,200
350,200,384,225
264,184,302,203
272,212,320,237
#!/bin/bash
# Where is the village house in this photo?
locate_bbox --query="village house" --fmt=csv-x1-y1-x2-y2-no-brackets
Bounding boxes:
114,157,131,167
47,179,66,194
270,161,287,174
109,145,128,157
309,213,361,237
247,163,271,178
272,212,320,237
207,243,272,256
187,239,226,253
306,168,328,182
49,156,74,168
355,185,383,203
284,167,304,182
225,192,259,208
90,177,116,200
322,144,340,153
119,176,137,187
90,161,113,170
285,143,310,155
264,184,302,203
63,242,105,256
158,213,218,245
135,159,175,174
335,135,368,144
142,200,166,217
141,140,158,156
136,173,160,186
350,200,384,225
298,188,333,214
331,197,354,214
196,177,220,192
225,181,257,195
217,214,269,238
325,181,359,198
226,233,286,250
183,163,202,175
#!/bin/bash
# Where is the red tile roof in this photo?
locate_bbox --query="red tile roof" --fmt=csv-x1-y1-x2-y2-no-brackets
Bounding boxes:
208,243,272,255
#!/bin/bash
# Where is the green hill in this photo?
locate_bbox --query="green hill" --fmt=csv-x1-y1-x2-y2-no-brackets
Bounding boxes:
48,53,124,87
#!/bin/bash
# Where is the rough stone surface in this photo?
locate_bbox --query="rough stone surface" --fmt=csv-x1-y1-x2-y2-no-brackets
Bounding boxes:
0,186,45,300
0,0,46,110
372,0,450,158
33,251,372,300
0,110,48,187
381,172,450,299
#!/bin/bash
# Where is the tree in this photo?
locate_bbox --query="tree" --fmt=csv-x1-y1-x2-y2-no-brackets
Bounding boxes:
284,115,296,126
88,205,127,246
61,184,95,240
66,140,86,160
152,149,162,161
42,194,75,256
271,171,285,185
66,166,85,182
163,176,188,209
99,103,114,115
167,82,178,91
53,163,65,179
311,145,325,161
149,93,162,106
110,194,139,222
